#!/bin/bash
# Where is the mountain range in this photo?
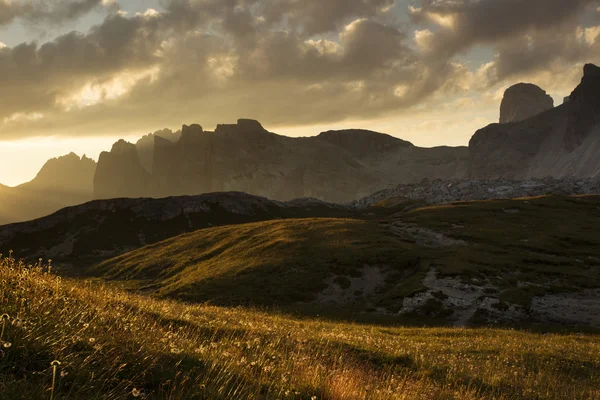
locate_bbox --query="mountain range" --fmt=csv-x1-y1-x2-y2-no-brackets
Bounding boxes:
1,63,599,225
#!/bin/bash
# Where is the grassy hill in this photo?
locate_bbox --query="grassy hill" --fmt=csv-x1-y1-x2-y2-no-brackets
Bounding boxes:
0,192,353,267
93,195,600,327
93,218,418,308
1,255,599,399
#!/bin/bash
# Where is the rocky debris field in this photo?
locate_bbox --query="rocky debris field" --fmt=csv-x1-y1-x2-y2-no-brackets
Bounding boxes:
350,177,600,208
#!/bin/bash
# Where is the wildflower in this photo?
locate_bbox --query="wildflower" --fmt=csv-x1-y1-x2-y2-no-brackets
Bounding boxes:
2,342,11,348
60,370,68,377
89,337,96,343
132,388,142,397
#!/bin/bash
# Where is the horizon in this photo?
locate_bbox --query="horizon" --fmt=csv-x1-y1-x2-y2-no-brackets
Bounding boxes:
1,0,599,185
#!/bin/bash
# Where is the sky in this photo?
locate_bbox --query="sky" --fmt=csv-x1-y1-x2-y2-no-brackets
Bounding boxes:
0,0,599,186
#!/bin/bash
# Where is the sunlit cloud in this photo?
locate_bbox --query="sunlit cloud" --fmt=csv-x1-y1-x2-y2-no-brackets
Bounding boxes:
3,112,44,124
57,67,161,111
136,8,160,19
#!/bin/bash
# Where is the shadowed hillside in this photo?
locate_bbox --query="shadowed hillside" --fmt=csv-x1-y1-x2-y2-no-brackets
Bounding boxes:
94,195,600,328
0,192,353,266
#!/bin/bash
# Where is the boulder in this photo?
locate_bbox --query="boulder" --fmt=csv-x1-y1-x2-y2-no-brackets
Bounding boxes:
499,83,554,124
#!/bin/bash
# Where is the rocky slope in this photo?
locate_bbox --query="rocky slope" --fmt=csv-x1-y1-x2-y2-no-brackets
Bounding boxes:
0,192,351,264
470,63,600,179
0,153,96,225
94,120,469,203
351,177,600,208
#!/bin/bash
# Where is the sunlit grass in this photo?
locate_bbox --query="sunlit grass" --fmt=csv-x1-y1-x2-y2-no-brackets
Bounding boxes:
1,254,599,399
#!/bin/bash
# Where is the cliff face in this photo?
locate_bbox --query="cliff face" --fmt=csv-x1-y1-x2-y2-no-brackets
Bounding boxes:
499,83,554,124
94,140,151,200
0,153,96,225
135,129,182,172
469,64,600,180
94,119,468,203
565,64,600,151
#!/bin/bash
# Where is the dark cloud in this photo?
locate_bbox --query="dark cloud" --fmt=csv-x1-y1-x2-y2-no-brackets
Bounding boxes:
410,0,600,81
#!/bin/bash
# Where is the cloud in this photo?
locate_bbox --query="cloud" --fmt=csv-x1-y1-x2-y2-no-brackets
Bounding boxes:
0,0,599,140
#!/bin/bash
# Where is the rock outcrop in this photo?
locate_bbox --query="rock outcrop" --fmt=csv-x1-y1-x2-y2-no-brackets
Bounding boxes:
469,64,600,180
499,83,554,124
94,140,151,200
351,177,600,208
0,153,96,225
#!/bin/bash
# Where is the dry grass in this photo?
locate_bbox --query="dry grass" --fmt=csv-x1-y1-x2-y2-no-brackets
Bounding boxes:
1,255,599,399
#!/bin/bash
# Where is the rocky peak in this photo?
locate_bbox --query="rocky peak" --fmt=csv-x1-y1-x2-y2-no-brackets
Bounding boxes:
237,119,265,132
565,63,600,151
30,152,97,192
583,63,600,78
181,124,204,141
136,129,181,173
111,139,137,155
569,63,600,104
499,83,554,124
215,119,266,135
94,139,151,200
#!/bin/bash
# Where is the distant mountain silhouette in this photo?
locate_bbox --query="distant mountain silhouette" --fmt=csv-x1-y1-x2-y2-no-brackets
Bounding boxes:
94,119,469,203
470,63,600,179
0,153,96,225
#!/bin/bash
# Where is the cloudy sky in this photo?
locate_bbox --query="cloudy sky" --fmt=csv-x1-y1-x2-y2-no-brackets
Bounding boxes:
1,0,599,186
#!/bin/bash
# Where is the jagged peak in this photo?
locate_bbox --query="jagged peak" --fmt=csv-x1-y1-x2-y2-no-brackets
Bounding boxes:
182,124,203,136
40,152,96,167
110,139,137,154
583,63,600,78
